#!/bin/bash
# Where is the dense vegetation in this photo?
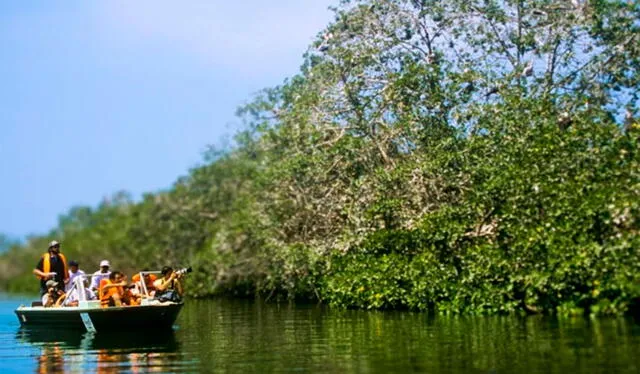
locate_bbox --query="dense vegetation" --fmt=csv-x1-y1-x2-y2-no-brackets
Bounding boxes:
1,0,638,315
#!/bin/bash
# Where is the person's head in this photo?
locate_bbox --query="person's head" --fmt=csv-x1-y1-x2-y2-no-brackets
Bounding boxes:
161,266,173,279
48,240,60,254
109,271,123,282
99,260,110,273
45,279,58,292
69,260,79,272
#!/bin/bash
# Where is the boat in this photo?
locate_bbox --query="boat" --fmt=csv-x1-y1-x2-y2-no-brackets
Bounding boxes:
14,271,183,333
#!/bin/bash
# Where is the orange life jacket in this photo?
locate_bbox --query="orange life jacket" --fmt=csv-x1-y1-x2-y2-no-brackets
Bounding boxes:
122,288,141,306
132,273,157,291
36,253,69,280
99,279,123,307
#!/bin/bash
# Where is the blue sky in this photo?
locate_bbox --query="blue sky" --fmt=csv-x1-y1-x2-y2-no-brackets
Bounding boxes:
0,1,334,240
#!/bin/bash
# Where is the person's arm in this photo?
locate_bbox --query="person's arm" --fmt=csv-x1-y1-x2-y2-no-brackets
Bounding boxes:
101,281,126,290
111,291,122,307
33,269,49,278
175,278,183,296
33,257,52,279
55,292,67,307
89,274,98,290
155,274,176,292
43,294,53,307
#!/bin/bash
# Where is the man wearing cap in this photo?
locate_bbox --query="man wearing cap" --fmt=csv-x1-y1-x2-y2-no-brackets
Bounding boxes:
33,240,69,296
90,260,111,291
66,260,86,292
42,279,65,307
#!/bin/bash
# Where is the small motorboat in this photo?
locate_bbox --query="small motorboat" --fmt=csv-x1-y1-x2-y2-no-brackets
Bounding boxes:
15,271,183,333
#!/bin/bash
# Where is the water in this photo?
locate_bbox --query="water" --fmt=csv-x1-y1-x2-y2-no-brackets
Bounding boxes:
1,294,639,373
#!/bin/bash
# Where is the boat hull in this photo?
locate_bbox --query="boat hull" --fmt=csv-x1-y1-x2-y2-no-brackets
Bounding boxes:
15,303,183,332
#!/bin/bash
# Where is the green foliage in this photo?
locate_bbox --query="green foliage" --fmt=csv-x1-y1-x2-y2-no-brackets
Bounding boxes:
1,0,638,316
0,233,20,253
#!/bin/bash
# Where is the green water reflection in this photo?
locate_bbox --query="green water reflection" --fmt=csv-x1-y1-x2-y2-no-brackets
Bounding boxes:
180,299,640,373
9,298,640,373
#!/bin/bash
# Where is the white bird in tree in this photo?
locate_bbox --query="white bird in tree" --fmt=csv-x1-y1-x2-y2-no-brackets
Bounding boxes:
318,32,333,52
485,86,500,97
625,108,634,124
624,108,636,132
427,52,439,65
558,111,572,130
522,61,534,77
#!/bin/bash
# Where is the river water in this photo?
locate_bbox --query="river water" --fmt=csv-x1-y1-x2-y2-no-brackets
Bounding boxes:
1,294,639,373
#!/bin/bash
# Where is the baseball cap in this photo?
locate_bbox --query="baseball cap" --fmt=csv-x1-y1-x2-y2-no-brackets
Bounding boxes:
69,260,79,266
100,260,110,267
48,240,60,249
45,280,58,288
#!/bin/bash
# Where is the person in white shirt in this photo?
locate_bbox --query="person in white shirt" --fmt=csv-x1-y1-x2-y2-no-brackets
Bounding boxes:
64,279,96,306
89,260,111,291
66,260,86,292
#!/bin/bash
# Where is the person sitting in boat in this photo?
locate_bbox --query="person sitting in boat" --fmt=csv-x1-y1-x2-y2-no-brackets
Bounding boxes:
41,280,65,307
90,260,111,292
131,270,157,297
59,278,96,306
122,284,142,306
66,260,86,292
153,266,183,302
33,240,70,296
99,271,126,307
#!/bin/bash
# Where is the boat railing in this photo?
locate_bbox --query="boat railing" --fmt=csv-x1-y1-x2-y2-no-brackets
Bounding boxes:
62,274,93,307
137,271,161,304
61,270,164,307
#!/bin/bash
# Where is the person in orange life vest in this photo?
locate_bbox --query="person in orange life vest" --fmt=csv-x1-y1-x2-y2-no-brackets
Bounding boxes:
122,283,141,306
99,271,126,307
132,270,157,297
105,273,140,306
33,240,69,296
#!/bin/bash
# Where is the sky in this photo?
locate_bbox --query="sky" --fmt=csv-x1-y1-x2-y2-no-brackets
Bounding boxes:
0,0,335,240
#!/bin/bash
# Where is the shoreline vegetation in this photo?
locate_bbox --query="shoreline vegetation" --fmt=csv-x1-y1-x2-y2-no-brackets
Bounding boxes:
1,0,638,316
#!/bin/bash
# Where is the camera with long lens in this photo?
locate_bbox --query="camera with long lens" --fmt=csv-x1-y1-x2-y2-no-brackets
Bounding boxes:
175,267,192,276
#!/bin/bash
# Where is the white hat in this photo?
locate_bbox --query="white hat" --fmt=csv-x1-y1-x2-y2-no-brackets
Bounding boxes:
99,260,110,267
